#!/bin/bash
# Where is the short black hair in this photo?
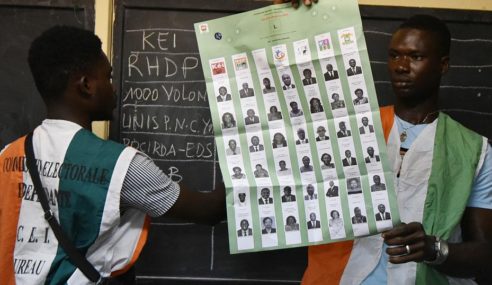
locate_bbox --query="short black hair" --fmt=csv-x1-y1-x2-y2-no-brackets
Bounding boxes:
398,14,451,56
28,25,102,101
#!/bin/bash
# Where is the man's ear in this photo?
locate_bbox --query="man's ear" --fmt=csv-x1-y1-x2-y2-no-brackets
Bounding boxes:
440,55,450,75
76,75,93,98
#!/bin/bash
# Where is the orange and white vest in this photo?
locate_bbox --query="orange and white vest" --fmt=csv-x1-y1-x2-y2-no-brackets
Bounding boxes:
302,106,488,285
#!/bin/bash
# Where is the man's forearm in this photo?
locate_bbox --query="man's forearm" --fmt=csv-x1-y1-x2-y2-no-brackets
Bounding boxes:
432,241,492,278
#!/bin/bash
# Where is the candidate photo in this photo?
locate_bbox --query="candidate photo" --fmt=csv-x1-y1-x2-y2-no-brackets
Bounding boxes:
302,68,317,86
281,186,296,203
353,88,369,105
359,116,375,134
307,212,321,229
337,121,351,138
346,58,362,76
347,177,362,195
281,73,296,90
268,105,283,121
300,156,314,173
351,207,367,224
285,216,300,232
254,164,269,178
289,101,304,117
244,109,260,125
365,146,380,163
237,219,253,237
231,166,246,179
216,86,231,102
249,136,264,152
310,97,324,114
375,204,391,221
236,192,247,207
272,132,288,148
221,112,236,129
262,77,276,94
330,93,346,110
258,187,274,205
324,63,339,81
225,139,240,156
304,184,318,200
329,210,344,237
320,153,335,169
239,82,255,98
261,217,277,234
316,125,329,141
371,175,387,192
342,150,357,167
277,160,292,176
296,128,309,144
326,180,339,197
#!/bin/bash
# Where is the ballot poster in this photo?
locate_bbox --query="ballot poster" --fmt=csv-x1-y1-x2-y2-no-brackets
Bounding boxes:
195,0,399,254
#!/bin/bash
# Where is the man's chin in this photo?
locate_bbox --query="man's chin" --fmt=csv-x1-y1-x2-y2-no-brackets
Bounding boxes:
393,87,419,101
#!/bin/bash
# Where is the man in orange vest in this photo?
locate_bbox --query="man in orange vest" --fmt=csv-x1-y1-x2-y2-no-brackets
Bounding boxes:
275,1,492,284
307,12,490,285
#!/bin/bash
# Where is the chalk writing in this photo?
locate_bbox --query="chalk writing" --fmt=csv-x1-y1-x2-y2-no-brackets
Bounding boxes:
119,26,216,192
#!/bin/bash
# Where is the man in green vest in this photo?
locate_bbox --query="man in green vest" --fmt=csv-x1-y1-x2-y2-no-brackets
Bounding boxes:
0,26,226,285
272,1,492,284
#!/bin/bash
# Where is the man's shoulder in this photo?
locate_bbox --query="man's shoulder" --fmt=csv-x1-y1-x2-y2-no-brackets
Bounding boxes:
440,113,483,139
76,129,127,154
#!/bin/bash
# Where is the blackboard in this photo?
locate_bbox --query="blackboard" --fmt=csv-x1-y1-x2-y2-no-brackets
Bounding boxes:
0,0,95,149
110,2,492,284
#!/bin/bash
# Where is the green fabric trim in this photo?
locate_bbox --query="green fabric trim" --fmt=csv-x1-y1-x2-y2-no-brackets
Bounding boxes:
46,129,125,285
416,113,483,285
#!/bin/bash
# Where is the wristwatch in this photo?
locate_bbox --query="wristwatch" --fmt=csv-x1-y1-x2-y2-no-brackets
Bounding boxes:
424,236,449,265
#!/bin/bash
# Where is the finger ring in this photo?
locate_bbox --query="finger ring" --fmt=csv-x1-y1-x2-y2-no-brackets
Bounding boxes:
405,245,411,254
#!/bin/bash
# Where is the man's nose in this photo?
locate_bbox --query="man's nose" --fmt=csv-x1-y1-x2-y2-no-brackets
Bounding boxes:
395,56,410,73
